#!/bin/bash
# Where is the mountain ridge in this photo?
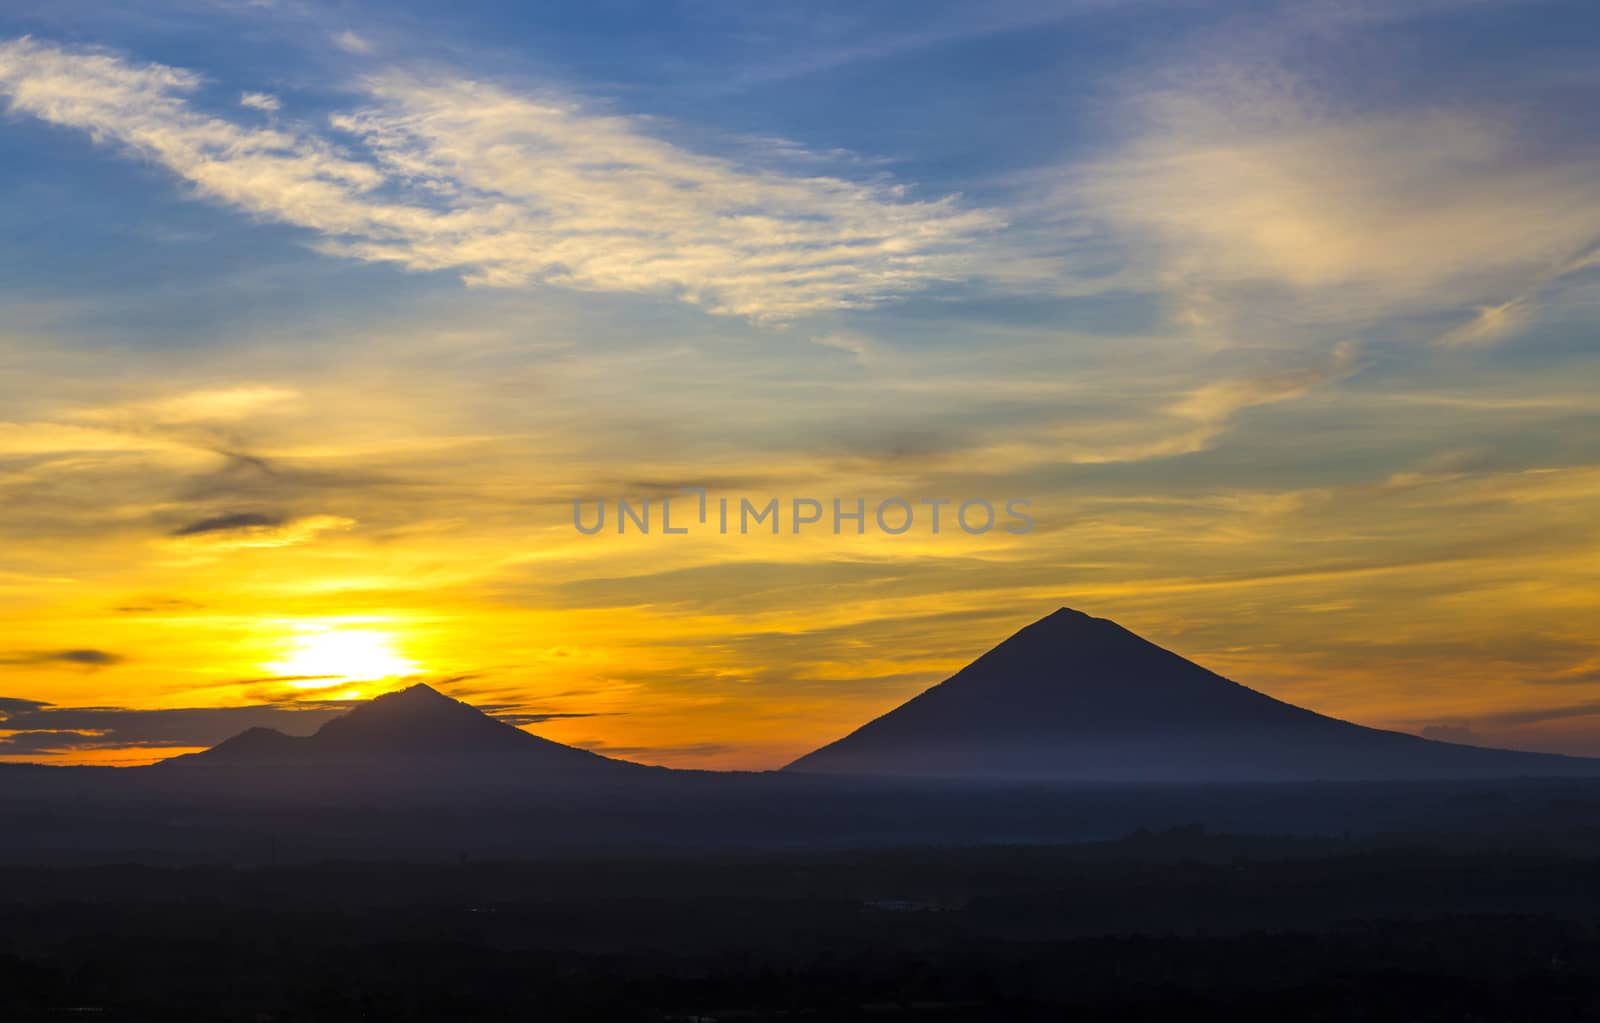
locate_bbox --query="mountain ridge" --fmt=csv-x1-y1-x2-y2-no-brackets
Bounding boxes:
157,611,1600,783
162,682,641,773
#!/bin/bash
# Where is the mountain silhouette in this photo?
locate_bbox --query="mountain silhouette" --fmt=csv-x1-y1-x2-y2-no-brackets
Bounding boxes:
166,683,637,773
786,608,1597,781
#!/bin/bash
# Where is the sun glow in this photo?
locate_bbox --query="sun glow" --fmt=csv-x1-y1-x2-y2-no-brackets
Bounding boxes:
268,627,420,685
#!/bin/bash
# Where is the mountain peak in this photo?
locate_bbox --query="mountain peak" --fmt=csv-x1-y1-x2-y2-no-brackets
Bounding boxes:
1029,606,1105,635
1045,606,1092,622
311,683,549,754
956,606,1170,693
363,682,455,711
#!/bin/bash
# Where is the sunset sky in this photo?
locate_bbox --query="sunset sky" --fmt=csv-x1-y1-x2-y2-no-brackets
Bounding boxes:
1,0,1598,767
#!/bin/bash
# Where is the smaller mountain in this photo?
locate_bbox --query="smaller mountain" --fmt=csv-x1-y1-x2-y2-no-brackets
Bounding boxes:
164,683,638,774
204,725,303,759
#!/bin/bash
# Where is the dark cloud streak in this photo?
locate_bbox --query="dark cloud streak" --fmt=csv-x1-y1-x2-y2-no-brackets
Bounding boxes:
0,699,351,754
0,649,125,668
170,512,284,536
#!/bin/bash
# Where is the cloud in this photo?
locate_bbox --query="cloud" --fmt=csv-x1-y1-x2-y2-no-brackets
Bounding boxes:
239,91,279,112
1432,244,1600,347
1178,344,1358,412
1452,699,1600,732
52,649,122,666
809,330,876,364
0,37,1007,320
170,511,284,536
0,388,299,475
1434,298,1531,348
121,386,300,424
0,730,112,755
0,697,354,754
1528,657,1600,687
1050,343,1361,464
325,73,1007,318
163,512,355,549
715,2,1108,92
1061,69,1600,343
495,712,610,726
112,597,204,614
332,31,374,55
0,649,125,668
0,422,188,456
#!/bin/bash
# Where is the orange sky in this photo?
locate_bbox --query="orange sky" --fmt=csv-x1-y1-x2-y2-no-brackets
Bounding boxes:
2,10,1599,767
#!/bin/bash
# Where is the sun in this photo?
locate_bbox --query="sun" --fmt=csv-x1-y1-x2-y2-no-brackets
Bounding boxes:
268,628,420,685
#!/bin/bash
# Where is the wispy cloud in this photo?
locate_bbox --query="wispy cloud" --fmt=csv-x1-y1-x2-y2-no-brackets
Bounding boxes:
0,649,124,668
1059,69,1600,344
331,30,373,56
170,511,284,536
1433,244,1600,347
73,386,301,426
164,512,355,549
238,90,279,112
0,37,1006,320
1061,343,1362,464
0,696,350,756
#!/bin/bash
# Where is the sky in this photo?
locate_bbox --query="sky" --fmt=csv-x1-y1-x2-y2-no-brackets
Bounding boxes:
1,0,1598,767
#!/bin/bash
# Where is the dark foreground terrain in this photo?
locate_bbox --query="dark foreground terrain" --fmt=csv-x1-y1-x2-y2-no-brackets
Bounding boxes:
6,832,1600,1021
9,769,1600,1020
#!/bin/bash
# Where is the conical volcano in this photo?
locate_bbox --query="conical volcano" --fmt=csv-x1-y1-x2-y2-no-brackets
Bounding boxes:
785,608,1595,781
167,683,637,773
309,683,570,756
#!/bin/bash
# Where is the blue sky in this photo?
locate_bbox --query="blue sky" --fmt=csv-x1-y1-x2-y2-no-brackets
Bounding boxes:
1,0,1599,767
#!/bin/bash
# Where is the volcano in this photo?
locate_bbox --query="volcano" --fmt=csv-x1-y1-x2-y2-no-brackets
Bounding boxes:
165,683,640,775
785,608,1596,782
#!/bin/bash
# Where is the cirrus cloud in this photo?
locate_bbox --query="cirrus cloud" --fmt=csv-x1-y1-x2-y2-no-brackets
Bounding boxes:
0,36,1007,321
0,649,124,669
163,512,355,549
1055,68,1600,346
